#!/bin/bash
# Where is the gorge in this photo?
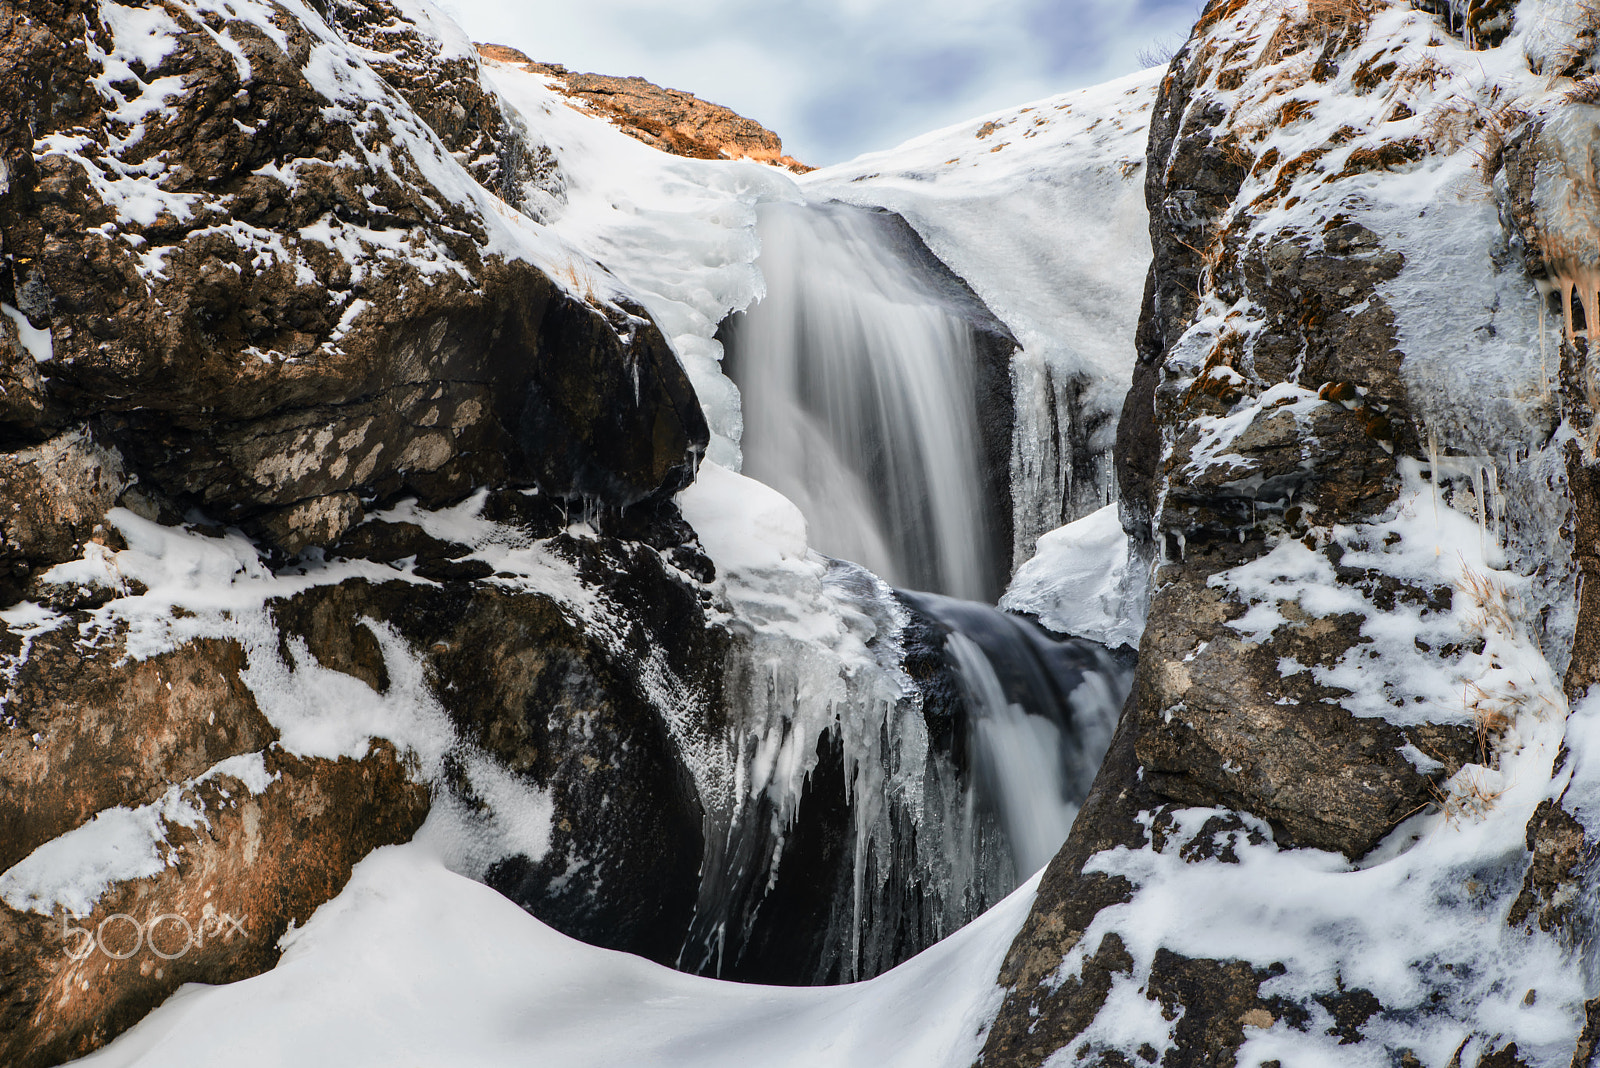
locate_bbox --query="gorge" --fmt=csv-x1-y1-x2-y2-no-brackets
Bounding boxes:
1,0,1599,1065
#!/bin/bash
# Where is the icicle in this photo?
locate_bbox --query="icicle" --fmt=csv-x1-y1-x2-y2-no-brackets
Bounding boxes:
1428,426,1441,531
1537,279,1553,402
1489,459,1503,551
1473,464,1487,562
1562,278,1576,344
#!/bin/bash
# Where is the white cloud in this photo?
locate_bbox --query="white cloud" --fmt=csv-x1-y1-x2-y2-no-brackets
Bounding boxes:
434,0,1200,165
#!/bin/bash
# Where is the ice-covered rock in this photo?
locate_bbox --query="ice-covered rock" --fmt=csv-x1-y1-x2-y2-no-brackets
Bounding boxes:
983,0,1600,1062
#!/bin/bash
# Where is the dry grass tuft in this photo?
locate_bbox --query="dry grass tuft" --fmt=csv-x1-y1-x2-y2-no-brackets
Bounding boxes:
1464,680,1515,763
1429,768,1506,824
1306,0,1367,34
1545,0,1600,80
1456,563,1516,637
555,262,601,304
1564,73,1600,103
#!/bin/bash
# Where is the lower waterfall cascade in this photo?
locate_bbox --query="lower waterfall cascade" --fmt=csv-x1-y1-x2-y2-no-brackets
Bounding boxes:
671,196,1135,985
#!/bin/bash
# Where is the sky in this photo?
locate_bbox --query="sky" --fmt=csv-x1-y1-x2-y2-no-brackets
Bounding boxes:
435,0,1203,167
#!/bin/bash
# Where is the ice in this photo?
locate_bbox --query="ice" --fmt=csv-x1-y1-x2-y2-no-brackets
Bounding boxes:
479,58,796,468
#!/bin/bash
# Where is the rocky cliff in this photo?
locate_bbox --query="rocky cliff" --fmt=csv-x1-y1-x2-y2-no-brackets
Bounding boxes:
981,0,1600,1063
0,2,1068,1062
0,0,722,1060
477,43,811,172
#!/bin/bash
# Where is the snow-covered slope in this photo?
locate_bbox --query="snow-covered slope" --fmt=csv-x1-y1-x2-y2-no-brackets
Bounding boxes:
72,839,1038,1068
476,54,798,470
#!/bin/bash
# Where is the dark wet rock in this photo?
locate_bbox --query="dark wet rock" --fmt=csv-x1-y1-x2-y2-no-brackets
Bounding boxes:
270,538,725,970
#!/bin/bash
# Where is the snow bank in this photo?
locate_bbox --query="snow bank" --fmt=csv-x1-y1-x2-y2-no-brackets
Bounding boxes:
1000,503,1147,650
76,838,1039,1068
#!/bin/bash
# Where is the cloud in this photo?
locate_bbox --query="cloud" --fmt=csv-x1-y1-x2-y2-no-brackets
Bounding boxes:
434,0,1202,165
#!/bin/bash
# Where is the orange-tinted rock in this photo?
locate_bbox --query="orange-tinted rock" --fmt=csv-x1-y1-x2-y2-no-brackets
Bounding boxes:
0,744,429,1068
478,44,812,172
0,627,273,873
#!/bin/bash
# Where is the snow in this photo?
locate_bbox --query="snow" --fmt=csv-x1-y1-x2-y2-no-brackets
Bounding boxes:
1001,503,1148,650
0,753,275,918
804,68,1154,399
677,459,810,577
479,57,797,468
75,839,1039,1068
0,302,53,362
1,805,169,919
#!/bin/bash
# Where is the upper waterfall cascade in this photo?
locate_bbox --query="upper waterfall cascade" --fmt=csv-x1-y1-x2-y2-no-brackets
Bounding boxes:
727,200,1008,602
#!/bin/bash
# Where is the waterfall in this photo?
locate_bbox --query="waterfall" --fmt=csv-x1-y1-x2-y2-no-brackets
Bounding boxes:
901,590,1130,879
726,200,1007,602
648,198,1130,985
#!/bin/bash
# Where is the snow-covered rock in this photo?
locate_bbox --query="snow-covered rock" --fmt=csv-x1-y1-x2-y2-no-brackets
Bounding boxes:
983,0,1600,1063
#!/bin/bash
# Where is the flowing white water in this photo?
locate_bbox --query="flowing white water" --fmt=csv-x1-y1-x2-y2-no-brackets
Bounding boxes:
946,633,1081,878
903,591,1131,881
730,200,997,601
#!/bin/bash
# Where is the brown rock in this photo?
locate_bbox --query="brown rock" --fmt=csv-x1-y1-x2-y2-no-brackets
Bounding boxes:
0,744,429,1068
0,626,273,873
479,44,812,172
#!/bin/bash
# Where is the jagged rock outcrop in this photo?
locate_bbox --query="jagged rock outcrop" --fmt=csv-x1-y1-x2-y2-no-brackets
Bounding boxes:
478,44,811,172
0,0,715,1061
0,0,707,562
984,0,1600,1063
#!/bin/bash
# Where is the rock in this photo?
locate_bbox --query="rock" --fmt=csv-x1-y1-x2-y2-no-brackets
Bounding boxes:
0,744,428,1068
0,0,707,556
255,493,364,557
987,0,1595,1060
0,626,272,873
268,532,725,969
0,426,125,602
317,0,564,218
479,45,811,172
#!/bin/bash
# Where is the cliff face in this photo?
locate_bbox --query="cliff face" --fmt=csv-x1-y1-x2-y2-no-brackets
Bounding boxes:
0,0,719,1060
983,0,1600,1063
